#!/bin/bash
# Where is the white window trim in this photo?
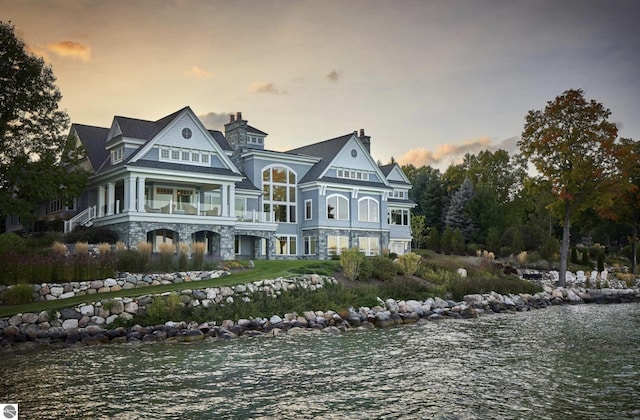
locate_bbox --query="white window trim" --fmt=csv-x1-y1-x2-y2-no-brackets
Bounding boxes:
305,199,312,220
358,197,379,222
327,194,349,220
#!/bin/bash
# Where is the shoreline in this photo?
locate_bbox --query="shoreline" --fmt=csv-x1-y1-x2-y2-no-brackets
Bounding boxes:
1,274,640,353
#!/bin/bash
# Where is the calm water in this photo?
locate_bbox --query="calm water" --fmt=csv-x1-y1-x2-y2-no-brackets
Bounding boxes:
1,303,639,419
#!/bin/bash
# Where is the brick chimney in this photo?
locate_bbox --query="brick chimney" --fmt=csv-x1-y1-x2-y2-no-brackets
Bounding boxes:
359,128,371,154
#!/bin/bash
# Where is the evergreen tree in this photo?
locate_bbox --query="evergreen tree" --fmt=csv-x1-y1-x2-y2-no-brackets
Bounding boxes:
444,178,476,240
441,226,454,254
451,228,466,255
427,226,441,253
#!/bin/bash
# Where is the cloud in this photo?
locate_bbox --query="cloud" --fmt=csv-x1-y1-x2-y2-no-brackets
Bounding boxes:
249,82,287,95
398,136,493,167
326,69,341,82
46,40,91,61
186,65,213,79
198,112,233,130
489,136,520,155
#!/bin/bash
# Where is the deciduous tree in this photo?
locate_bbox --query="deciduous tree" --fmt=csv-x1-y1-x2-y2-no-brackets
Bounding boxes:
519,89,618,286
0,21,87,224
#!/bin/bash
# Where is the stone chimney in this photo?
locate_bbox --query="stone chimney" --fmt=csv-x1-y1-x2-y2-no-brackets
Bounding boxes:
224,112,248,152
359,128,371,154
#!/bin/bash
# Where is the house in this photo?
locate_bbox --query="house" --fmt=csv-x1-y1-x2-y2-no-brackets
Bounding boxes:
61,107,415,260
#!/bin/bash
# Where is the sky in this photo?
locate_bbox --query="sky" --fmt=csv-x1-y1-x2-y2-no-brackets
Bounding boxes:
2,0,639,170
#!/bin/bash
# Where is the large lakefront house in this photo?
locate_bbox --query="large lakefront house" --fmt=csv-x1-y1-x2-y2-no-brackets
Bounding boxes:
38,107,415,260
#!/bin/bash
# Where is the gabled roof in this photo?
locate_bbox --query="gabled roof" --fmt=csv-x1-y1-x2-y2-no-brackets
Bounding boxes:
287,133,353,183
113,107,187,142
379,163,411,185
71,123,110,173
208,130,232,151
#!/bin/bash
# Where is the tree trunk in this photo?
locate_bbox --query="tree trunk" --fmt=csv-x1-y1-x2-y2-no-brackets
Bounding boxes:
559,198,572,287
632,209,638,275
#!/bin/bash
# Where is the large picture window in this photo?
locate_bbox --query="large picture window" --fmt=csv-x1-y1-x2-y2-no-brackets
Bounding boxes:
359,236,380,256
358,197,379,222
276,235,297,255
327,194,349,220
327,235,350,255
389,209,409,225
263,166,296,223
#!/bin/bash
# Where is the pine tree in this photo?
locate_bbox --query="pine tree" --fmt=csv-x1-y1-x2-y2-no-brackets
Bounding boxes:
444,178,476,240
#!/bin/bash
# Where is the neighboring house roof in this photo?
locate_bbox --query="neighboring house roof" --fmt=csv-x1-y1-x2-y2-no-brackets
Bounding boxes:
287,133,353,183
71,123,110,173
379,163,395,177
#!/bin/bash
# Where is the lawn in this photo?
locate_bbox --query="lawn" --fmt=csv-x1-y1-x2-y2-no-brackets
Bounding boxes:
0,260,340,319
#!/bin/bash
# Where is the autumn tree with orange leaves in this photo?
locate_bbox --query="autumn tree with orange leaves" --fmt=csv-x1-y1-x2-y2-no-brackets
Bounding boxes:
599,138,640,274
518,89,618,286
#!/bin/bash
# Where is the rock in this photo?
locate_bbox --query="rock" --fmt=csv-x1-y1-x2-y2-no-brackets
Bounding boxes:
80,305,95,317
270,315,283,324
62,319,79,330
60,308,81,320
104,278,117,287
110,301,125,315
124,302,139,314
433,297,449,308
90,280,104,289
21,312,39,324
50,286,64,297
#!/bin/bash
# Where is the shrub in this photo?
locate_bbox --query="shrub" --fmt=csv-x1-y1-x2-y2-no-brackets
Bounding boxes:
357,256,374,281
451,228,465,254
4,283,34,305
370,256,397,281
192,242,206,270
388,252,398,260
517,251,527,265
75,241,90,254
177,242,189,271
136,241,152,271
115,241,127,252
597,252,605,272
397,252,421,276
427,227,441,253
340,247,363,281
581,250,591,268
571,247,579,264
51,241,68,256
449,275,542,301
0,232,25,255
158,242,175,271
65,227,118,244
141,294,184,325
441,226,453,254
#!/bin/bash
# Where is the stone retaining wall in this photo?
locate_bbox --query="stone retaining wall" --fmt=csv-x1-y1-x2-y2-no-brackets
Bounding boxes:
1,273,639,350
0,270,231,303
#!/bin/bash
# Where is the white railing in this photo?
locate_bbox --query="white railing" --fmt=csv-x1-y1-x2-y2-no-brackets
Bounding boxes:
64,205,97,233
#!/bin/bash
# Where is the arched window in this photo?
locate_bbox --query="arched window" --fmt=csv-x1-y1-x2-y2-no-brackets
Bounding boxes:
263,165,296,223
358,197,379,222
327,194,349,220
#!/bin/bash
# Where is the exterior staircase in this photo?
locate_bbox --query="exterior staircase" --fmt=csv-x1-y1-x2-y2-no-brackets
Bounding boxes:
64,205,97,233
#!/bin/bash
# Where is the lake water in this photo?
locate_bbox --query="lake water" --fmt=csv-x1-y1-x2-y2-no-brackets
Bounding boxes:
1,303,639,419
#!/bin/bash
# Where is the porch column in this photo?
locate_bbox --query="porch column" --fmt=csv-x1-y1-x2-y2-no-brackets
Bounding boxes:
106,182,115,216
125,175,137,212
222,183,228,217
97,185,105,217
229,184,236,218
137,176,146,212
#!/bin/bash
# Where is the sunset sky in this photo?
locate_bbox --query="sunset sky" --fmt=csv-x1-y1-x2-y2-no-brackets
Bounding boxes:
2,0,639,169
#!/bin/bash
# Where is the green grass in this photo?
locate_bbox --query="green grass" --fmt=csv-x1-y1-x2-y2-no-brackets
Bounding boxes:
0,260,339,318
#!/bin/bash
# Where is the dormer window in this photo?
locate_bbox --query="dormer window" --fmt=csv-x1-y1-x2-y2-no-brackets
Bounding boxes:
111,147,124,164
182,128,192,139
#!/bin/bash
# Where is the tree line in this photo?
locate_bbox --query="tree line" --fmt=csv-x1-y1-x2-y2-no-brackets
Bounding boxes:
404,88,639,285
